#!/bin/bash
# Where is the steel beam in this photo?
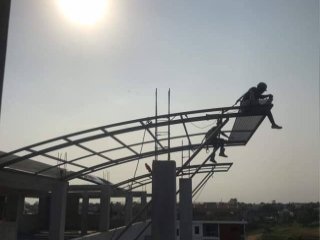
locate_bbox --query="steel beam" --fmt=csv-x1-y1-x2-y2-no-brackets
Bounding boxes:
27,148,87,170
64,138,113,162
192,171,214,197
0,105,272,161
180,115,192,146
64,142,240,181
0,107,270,169
140,121,165,150
63,144,200,180
38,132,207,173
114,163,232,188
127,170,231,191
102,129,139,155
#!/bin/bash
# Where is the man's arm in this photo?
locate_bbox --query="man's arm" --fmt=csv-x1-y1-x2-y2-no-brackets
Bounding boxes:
249,90,256,101
259,94,273,99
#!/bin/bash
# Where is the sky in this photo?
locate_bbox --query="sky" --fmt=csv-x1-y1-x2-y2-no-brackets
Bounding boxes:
0,0,319,204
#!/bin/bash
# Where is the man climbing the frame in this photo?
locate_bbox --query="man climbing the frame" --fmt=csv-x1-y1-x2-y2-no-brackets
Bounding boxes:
205,119,228,163
237,82,282,129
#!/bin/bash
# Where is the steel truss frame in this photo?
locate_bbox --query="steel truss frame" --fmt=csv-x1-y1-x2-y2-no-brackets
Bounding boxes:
0,105,271,186
116,163,233,190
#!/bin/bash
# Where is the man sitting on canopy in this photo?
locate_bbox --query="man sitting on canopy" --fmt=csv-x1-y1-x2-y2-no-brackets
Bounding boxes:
205,118,228,163
238,82,282,129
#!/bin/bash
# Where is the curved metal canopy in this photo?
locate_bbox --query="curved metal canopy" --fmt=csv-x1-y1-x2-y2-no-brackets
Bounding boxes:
0,105,271,186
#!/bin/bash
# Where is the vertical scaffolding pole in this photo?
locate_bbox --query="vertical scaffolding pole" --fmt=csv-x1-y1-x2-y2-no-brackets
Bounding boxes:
188,147,191,177
0,0,11,121
168,88,171,161
155,88,158,161
181,140,183,178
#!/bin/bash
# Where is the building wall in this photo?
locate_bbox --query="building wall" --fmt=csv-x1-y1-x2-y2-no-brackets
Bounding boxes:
19,215,39,233
0,222,17,240
219,224,244,240
178,221,245,240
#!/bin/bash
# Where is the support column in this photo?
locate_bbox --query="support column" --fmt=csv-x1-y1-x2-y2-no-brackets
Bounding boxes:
141,192,147,222
0,0,11,119
39,195,49,230
124,192,133,225
179,178,193,240
81,192,89,236
152,161,176,240
0,196,5,219
4,194,19,221
16,193,24,232
3,193,22,238
49,182,68,240
99,185,110,232
65,195,79,230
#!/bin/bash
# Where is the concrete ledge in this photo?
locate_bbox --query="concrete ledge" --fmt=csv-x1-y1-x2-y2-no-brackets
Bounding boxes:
0,170,59,191
73,221,151,240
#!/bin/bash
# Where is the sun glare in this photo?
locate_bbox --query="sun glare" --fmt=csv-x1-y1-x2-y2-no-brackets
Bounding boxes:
58,0,108,25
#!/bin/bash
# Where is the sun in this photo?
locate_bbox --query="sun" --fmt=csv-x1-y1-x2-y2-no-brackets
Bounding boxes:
58,0,108,25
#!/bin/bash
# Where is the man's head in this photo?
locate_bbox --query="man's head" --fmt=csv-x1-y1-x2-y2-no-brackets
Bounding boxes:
257,82,267,93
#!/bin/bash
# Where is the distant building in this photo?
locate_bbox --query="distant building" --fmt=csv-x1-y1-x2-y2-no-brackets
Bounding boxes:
176,220,246,240
279,209,294,218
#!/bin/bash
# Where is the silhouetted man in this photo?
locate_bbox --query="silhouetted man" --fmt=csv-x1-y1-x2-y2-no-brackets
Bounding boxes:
205,119,228,163
239,82,282,129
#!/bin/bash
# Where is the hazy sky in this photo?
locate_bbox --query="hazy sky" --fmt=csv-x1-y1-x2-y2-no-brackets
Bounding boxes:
0,0,319,204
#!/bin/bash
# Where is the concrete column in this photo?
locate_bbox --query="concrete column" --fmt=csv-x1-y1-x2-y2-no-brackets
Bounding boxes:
179,178,193,240
81,192,89,235
39,195,49,230
99,185,110,232
0,0,11,118
0,196,5,219
16,193,24,231
4,194,19,221
65,195,79,230
141,192,147,222
49,182,68,240
152,161,176,240
124,192,133,225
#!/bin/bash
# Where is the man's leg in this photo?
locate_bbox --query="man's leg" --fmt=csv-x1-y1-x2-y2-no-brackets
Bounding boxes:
258,98,282,129
218,139,228,158
210,151,216,163
208,140,219,163
267,111,282,129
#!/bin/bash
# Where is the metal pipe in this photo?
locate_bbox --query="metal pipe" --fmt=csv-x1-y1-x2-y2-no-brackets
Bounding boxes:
192,171,213,195
181,140,183,178
190,150,216,179
168,88,171,161
155,88,158,161
192,172,214,198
